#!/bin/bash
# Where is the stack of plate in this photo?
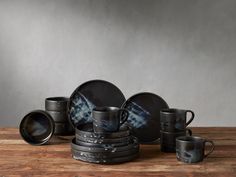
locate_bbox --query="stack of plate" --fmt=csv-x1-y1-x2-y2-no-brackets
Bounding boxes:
71,123,139,164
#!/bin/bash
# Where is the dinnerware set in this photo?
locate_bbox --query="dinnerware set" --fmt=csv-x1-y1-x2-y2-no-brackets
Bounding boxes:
19,79,215,164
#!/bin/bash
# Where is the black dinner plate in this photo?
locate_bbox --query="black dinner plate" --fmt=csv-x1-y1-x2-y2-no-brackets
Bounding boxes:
122,92,169,144
71,149,139,164
75,138,131,147
68,80,126,129
71,137,139,153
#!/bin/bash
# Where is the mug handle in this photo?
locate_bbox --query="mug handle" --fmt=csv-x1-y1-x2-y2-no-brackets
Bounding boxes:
119,109,129,125
186,128,192,136
204,139,215,158
185,110,195,126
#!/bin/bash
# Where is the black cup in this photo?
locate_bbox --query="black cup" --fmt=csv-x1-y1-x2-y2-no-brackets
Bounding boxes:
176,136,215,163
19,110,55,145
92,107,129,133
160,129,192,153
160,108,194,132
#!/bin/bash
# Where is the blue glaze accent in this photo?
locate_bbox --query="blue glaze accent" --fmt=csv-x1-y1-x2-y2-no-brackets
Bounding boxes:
126,102,151,128
93,119,118,132
70,93,95,125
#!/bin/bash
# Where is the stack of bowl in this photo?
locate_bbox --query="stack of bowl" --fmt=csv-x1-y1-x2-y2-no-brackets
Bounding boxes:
45,97,74,136
71,107,139,164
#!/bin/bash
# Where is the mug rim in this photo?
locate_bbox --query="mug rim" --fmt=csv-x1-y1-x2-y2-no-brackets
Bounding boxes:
176,136,205,143
45,97,69,102
160,108,180,114
93,106,120,113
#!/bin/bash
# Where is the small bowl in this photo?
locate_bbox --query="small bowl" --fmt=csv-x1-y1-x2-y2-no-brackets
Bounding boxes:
45,97,69,111
19,110,55,145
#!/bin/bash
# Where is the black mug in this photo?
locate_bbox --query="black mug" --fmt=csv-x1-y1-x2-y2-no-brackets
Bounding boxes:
160,108,194,132
160,129,192,153
176,136,215,163
92,107,129,133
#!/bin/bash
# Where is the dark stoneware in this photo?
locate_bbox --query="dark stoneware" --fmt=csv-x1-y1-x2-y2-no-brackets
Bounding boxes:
176,136,215,163
19,110,55,145
160,108,194,132
92,107,129,133
71,149,139,164
160,129,192,153
75,123,130,139
46,110,68,123
75,138,130,147
68,80,126,129
71,137,139,153
45,97,69,111
54,122,74,136
122,92,169,144
76,134,132,144
71,148,139,159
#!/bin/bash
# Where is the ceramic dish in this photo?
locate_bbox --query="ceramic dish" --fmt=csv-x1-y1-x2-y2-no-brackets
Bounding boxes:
71,146,139,159
19,110,55,145
45,97,69,111
76,134,132,144
71,137,139,153
68,80,126,129
46,110,68,122
71,149,139,164
75,138,130,147
54,122,74,136
122,92,169,144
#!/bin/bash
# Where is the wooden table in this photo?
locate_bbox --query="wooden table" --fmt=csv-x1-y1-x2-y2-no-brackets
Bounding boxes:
0,127,235,177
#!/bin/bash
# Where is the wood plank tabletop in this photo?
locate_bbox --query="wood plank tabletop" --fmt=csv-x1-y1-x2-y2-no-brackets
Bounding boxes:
0,127,235,177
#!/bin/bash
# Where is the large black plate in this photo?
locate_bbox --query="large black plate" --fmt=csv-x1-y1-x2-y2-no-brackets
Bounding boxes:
122,92,169,144
71,149,139,164
71,137,139,153
75,138,131,147
68,80,126,129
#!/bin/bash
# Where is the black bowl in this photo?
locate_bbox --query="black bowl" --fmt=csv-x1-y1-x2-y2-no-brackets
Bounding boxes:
19,110,54,145
46,110,68,123
45,97,69,111
54,122,74,136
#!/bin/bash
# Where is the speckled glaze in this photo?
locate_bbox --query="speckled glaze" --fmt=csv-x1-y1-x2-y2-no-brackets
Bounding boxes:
122,92,169,144
160,108,194,132
71,137,139,153
160,129,192,153
176,136,215,163
75,123,130,139
71,150,139,164
76,134,132,144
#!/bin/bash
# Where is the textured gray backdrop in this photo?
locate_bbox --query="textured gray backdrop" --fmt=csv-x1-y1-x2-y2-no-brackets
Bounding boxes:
0,0,236,127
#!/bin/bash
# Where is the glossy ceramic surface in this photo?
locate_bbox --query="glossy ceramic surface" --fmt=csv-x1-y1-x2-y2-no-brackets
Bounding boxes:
160,108,194,132
176,136,215,163
68,80,126,129
92,107,129,133
122,92,169,143
19,110,55,145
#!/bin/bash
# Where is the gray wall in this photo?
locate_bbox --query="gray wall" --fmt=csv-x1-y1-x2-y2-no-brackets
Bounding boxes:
0,0,236,127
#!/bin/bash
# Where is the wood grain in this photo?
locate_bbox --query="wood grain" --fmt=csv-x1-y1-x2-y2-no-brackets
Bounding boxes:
0,127,235,177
